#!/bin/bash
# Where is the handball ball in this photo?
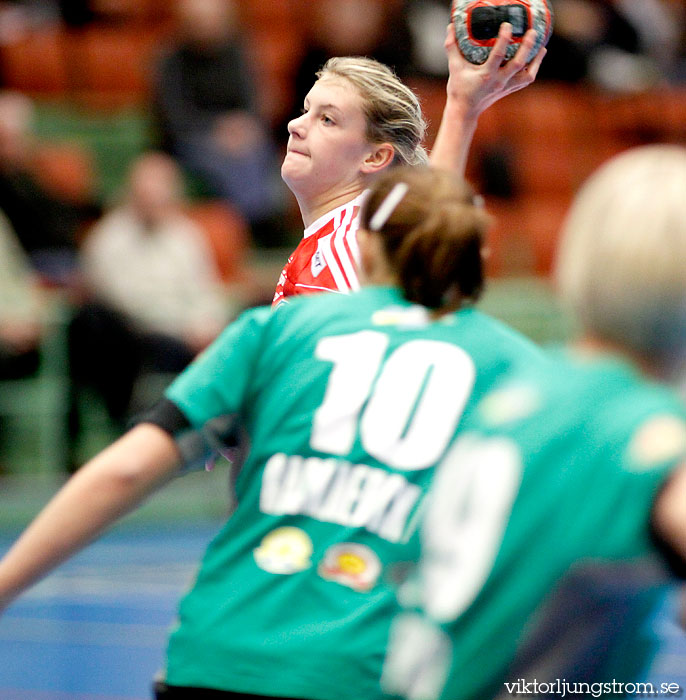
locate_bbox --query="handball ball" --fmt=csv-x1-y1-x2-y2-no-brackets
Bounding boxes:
451,0,554,65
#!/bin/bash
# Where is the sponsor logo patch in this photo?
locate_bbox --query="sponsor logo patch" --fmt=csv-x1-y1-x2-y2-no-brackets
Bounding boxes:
254,527,313,574
311,248,326,277
318,543,381,591
478,382,541,425
371,306,430,328
627,414,686,471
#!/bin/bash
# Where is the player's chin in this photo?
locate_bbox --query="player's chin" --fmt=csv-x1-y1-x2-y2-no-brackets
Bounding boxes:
281,160,309,188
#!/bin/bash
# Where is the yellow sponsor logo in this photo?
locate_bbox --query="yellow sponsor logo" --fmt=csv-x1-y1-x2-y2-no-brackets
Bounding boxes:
628,415,686,471
254,527,313,574
318,543,381,591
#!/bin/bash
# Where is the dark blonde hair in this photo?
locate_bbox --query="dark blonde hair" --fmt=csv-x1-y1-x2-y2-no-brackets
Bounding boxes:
317,57,428,167
556,145,686,362
361,166,490,309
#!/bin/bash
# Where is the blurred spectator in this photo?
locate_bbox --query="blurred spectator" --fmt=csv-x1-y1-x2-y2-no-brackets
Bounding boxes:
0,91,100,285
54,0,94,26
405,0,451,79
280,0,415,136
613,0,685,86
69,152,230,432
0,208,43,382
151,0,287,247
0,0,59,44
541,0,685,89
54,0,170,27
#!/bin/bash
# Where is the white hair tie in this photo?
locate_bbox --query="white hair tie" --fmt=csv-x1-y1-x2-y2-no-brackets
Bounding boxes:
368,182,409,231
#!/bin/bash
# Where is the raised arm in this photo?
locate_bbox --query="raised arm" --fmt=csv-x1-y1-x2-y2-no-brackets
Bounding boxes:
0,424,181,613
429,22,547,176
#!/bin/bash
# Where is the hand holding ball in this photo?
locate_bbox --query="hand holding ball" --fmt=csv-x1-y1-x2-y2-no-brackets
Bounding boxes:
451,0,553,65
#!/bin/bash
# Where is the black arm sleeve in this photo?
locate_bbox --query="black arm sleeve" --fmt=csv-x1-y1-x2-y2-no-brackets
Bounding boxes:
132,398,242,474
133,397,191,436
132,398,205,472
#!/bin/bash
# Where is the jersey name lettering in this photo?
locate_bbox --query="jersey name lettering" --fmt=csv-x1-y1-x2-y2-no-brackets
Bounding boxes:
260,453,421,543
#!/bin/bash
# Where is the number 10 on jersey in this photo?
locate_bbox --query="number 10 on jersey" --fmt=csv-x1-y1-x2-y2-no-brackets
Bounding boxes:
311,330,477,471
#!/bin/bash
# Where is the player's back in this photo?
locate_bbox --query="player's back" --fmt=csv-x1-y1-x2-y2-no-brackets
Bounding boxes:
384,349,686,700
164,285,544,700
248,286,543,467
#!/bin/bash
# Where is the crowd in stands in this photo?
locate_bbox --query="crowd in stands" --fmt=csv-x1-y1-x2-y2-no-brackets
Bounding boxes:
0,209,42,382
151,0,288,247
0,90,100,285
0,0,684,469
69,151,231,435
540,0,686,89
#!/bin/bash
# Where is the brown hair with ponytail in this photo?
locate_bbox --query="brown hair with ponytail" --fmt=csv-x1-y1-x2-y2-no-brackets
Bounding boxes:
360,166,490,310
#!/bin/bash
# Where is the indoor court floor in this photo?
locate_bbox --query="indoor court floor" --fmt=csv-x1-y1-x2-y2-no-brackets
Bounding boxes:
0,519,220,700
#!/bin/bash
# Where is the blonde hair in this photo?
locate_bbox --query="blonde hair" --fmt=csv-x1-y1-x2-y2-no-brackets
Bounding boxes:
555,145,686,362
361,166,490,309
317,57,428,167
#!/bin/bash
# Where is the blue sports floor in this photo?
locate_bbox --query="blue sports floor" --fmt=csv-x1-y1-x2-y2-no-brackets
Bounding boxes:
0,520,222,700
1,517,686,699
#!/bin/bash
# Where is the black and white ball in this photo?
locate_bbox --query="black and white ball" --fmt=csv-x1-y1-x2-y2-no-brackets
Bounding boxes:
451,0,554,65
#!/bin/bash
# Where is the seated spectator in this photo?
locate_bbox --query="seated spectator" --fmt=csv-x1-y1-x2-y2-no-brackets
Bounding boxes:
150,0,287,247
0,207,45,473
541,0,684,89
54,0,94,26
0,208,43,382
69,152,231,433
612,0,685,86
0,91,100,285
405,0,452,79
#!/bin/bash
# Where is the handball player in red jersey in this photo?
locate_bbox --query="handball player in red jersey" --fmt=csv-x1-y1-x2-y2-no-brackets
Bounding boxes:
273,22,546,306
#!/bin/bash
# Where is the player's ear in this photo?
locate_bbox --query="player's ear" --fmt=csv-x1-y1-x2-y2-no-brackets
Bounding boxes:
361,143,395,175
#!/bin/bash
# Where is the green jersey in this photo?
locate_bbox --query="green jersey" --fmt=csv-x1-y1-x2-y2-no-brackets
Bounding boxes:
383,350,686,700
161,286,542,699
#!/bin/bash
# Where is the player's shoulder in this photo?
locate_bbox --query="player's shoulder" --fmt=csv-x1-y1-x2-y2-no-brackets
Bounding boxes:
451,307,545,366
274,287,441,344
471,348,667,430
520,349,683,414
465,348,686,489
466,307,538,346
587,357,686,458
210,303,274,350
536,350,686,467
560,351,685,419
266,287,353,331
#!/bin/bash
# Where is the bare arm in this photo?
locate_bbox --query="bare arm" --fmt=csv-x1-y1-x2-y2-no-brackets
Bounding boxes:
0,424,182,613
429,22,547,176
652,463,686,562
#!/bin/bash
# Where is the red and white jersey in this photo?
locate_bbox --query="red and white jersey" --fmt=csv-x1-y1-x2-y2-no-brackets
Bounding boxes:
272,192,367,307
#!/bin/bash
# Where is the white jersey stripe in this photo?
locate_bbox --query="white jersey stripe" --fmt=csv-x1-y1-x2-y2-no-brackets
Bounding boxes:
334,205,360,291
343,233,360,291
346,223,361,264
319,233,350,292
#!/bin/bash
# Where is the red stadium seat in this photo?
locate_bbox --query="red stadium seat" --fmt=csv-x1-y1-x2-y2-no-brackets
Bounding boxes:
406,78,445,150
31,142,98,205
89,0,173,26
481,197,524,277
65,24,167,107
185,200,251,285
0,29,69,95
518,194,572,276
